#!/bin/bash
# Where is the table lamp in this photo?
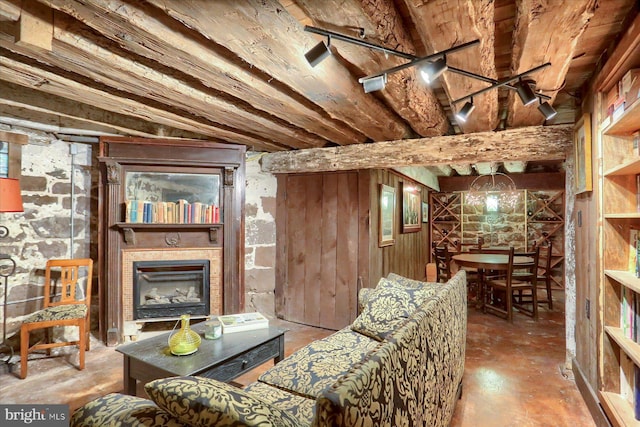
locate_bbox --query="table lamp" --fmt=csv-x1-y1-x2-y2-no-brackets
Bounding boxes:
0,177,23,368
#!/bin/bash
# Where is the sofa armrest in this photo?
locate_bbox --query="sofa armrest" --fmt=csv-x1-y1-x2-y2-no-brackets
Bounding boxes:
145,376,303,427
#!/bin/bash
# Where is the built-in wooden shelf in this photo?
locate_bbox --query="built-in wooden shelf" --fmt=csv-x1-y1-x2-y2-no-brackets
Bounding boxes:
605,270,640,294
604,98,640,136
599,390,638,427
605,158,640,176
605,326,640,367
604,213,640,219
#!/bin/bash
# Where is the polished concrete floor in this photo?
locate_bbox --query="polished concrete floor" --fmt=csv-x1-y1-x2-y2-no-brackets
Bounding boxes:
0,292,596,426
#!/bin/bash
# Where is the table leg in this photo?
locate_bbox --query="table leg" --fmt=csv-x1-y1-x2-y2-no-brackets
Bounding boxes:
274,334,285,364
477,269,485,310
123,356,136,395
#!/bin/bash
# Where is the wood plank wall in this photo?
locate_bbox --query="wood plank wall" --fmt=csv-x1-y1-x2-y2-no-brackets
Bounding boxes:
275,169,429,330
367,169,430,289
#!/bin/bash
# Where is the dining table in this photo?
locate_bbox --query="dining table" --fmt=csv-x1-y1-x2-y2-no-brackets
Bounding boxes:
451,252,534,309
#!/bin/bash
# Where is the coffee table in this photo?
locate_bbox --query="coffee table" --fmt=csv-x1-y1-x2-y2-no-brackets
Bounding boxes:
117,323,286,395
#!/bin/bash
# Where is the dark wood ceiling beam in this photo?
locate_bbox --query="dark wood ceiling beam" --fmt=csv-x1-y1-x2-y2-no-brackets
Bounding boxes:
0,54,285,151
145,0,414,142
261,124,572,173
0,15,324,150
36,0,366,147
506,0,596,128
403,0,499,134
290,0,449,137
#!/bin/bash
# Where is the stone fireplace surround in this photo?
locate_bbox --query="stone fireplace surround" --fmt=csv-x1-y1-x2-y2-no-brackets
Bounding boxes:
122,248,222,339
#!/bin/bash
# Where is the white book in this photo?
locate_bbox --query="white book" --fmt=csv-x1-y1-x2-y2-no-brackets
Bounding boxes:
218,312,269,334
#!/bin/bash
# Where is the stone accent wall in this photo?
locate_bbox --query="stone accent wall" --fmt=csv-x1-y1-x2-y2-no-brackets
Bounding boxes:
461,194,527,249
0,127,95,344
243,152,277,317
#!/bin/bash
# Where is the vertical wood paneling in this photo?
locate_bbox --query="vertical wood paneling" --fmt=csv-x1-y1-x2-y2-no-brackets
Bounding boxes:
320,174,338,328
285,175,307,323
304,174,323,326
335,172,359,327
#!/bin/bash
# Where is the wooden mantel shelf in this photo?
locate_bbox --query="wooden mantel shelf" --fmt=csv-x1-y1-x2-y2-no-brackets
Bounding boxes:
113,223,223,245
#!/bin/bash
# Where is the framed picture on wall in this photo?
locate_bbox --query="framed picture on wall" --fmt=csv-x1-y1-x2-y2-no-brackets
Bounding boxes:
422,201,429,223
379,184,396,247
402,182,421,233
574,113,592,194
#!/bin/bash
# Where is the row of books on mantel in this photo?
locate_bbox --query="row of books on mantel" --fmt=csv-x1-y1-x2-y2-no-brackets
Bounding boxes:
124,199,220,224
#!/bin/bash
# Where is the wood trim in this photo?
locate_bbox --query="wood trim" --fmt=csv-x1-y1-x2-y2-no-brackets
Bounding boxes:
0,131,28,145
572,357,612,427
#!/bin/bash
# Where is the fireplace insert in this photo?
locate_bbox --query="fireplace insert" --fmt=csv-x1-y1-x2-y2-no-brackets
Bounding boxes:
132,259,210,319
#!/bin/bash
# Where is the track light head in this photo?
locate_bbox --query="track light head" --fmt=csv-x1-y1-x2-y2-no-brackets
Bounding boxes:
456,99,475,123
362,74,387,93
419,57,448,84
537,100,557,120
305,39,331,67
515,79,537,106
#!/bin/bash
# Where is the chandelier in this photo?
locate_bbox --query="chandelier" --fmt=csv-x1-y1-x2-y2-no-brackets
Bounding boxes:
465,169,520,211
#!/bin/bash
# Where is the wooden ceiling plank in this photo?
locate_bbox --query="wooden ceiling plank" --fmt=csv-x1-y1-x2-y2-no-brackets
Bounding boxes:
0,16,325,150
261,125,572,173
145,0,413,141
506,0,596,128
450,164,473,176
38,0,365,147
0,80,214,140
503,161,527,173
291,0,449,137
16,0,52,50
0,0,22,21
392,166,440,191
0,54,285,150
404,0,499,133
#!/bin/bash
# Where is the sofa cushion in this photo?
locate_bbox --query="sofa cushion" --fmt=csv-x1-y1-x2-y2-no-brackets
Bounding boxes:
145,376,302,427
243,381,316,425
358,274,438,312
351,277,437,341
386,272,439,288
70,393,186,427
258,327,378,399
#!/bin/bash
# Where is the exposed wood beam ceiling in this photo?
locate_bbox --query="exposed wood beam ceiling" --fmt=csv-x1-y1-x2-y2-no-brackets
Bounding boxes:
0,0,636,177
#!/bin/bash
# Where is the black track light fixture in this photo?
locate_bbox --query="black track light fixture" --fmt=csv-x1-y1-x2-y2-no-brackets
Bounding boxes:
456,98,475,123
305,36,332,67
537,98,558,120
515,79,537,106
420,57,448,84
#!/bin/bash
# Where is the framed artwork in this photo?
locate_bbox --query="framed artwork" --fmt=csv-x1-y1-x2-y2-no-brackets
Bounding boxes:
379,184,396,247
402,183,421,233
574,113,592,194
422,201,429,223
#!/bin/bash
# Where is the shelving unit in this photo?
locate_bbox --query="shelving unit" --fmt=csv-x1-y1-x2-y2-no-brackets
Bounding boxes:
526,190,565,289
430,192,462,252
599,94,640,425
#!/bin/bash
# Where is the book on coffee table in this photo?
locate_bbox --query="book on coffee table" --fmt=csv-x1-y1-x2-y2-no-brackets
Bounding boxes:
218,312,269,334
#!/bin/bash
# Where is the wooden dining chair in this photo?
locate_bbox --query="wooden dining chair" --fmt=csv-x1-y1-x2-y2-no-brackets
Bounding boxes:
536,242,554,309
20,258,93,379
484,247,539,322
434,246,453,282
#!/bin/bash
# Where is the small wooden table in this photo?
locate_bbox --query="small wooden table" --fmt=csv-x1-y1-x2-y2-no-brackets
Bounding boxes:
117,323,286,395
452,253,533,308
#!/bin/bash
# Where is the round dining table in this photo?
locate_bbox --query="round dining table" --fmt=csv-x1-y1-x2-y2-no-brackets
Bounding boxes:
451,253,534,309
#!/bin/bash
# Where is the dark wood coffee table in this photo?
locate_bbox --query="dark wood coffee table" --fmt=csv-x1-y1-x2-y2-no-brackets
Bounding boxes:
117,323,286,395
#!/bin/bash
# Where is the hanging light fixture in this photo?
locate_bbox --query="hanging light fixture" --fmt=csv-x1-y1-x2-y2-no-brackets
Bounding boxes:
455,98,475,123
465,166,520,211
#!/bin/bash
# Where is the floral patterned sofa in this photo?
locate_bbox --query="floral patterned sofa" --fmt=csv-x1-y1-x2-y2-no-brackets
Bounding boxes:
71,270,467,427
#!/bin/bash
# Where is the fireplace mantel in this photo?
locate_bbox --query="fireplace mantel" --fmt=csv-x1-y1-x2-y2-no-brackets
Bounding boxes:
98,137,246,345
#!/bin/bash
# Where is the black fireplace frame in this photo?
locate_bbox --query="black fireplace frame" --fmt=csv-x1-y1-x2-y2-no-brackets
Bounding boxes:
132,259,210,320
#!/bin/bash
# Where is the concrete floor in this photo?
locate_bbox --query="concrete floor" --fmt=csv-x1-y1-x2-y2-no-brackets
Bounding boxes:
0,292,596,426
